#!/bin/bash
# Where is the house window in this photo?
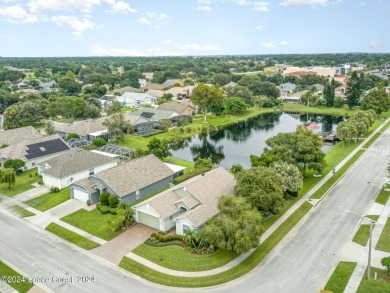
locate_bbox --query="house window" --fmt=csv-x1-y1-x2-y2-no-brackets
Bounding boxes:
183,225,190,234
136,190,140,200
89,168,94,175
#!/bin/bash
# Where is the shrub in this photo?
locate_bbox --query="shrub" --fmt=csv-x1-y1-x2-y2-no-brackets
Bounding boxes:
99,192,110,206
86,199,91,206
158,230,166,235
382,256,390,273
4,159,25,171
50,186,60,193
96,203,110,214
108,195,119,208
173,167,210,184
65,133,80,141
185,127,192,133
194,157,213,170
1,143,9,148
29,174,33,178
151,232,158,238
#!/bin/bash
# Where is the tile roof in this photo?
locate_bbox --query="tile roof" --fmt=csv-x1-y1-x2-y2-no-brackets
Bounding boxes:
41,148,116,178
91,154,174,197
136,167,236,226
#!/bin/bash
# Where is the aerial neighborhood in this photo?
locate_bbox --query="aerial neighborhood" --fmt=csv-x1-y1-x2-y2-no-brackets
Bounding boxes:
0,52,390,293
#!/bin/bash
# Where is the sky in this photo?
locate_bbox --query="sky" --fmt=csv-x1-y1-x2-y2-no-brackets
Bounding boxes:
0,0,388,57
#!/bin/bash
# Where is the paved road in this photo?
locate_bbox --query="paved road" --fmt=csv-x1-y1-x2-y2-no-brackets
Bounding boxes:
211,130,390,293
0,129,389,293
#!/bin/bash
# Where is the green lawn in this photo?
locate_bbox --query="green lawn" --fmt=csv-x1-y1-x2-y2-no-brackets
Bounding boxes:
163,157,195,174
119,201,312,287
353,225,371,246
11,205,35,217
375,217,390,252
45,223,100,250
366,215,380,222
0,261,34,293
24,188,70,211
311,150,365,199
133,244,238,271
0,168,38,197
282,103,358,116
324,262,357,293
376,189,390,205
61,208,123,241
357,267,390,293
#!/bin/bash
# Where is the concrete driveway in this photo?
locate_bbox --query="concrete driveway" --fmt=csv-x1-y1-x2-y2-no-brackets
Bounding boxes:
13,185,49,202
91,224,156,265
45,199,86,218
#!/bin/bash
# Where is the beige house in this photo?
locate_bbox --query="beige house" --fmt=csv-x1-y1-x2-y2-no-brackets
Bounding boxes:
157,102,195,116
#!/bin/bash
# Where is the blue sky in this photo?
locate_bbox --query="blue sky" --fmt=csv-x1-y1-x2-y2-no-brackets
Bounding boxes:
0,0,388,57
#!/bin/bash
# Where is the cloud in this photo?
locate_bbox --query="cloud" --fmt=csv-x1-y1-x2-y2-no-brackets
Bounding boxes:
91,44,145,56
138,11,168,26
261,40,288,49
255,25,263,31
163,39,173,45
106,1,136,14
0,5,38,23
253,2,270,11
51,15,102,36
137,17,150,25
196,5,212,11
178,43,221,51
280,0,328,7
28,0,102,14
369,41,384,50
91,43,146,56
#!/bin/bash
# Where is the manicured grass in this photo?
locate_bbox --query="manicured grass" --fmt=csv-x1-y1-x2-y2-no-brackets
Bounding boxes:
133,244,238,272
11,205,35,217
375,217,390,252
376,189,390,205
324,262,357,293
163,157,195,174
45,223,100,250
24,188,70,211
311,150,365,199
119,201,312,287
357,267,390,293
0,169,38,197
0,261,34,293
61,208,123,241
282,103,358,116
353,225,371,246
366,215,380,222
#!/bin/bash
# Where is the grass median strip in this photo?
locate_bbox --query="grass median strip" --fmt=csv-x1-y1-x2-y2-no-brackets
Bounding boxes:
45,223,100,250
119,201,312,287
24,188,70,211
132,244,237,272
375,189,390,205
0,261,34,293
375,217,390,252
11,205,35,218
352,225,371,246
357,267,390,293
311,150,365,199
324,261,357,293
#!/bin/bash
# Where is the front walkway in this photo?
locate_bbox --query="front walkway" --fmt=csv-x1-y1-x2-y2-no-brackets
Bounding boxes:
12,185,49,202
340,195,390,293
91,224,156,265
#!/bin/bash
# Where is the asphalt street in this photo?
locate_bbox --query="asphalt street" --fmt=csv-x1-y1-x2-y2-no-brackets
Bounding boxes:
0,129,389,293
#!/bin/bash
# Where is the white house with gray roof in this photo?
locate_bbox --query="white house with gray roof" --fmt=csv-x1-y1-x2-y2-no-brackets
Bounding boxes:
69,154,174,204
117,93,157,107
132,167,235,234
38,149,117,190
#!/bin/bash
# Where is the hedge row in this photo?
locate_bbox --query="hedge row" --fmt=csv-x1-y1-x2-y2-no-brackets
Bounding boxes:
173,167,210,184
96,203,117,215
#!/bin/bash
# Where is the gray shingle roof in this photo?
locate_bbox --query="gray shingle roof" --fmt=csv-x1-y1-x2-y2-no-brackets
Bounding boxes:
157,102,194,115
0,126,41,146
41,149,116,178
129,108,179,121
136,167,236,226
55,119,107,137
92,154,174,197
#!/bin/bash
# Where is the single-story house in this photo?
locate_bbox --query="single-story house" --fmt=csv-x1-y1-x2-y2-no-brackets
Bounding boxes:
39,81,57,93
69,154,174,204
17,82,33,90
133,167,235,234
117,93,157,107
145,89,165,98
99,94,115,107
0,128,70,170
128,108,180,122
123,114,159,133
280,96,301,103
222,81,237,89
145,83,164,90
160,79,184,88
335,85,347,97
164,86,194,97
55,119,110,141
157,102,195,116
279,82,296,93
38,149,117,189
110,86,143,95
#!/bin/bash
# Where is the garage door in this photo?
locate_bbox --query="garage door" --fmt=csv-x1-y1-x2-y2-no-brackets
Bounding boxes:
138,212,160,230
73,189,89,202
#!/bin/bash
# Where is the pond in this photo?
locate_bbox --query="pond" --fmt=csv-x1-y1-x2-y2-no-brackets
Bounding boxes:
169,112,345,169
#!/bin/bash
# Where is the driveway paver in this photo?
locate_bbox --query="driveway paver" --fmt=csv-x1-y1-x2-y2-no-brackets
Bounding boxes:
91,224,156,265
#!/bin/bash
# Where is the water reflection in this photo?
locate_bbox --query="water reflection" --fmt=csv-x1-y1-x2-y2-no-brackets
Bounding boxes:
170,113,342,169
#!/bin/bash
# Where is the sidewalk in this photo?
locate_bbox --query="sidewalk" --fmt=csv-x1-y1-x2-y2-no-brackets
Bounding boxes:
124,118,390,276
342,195,390,293
0,194,106,245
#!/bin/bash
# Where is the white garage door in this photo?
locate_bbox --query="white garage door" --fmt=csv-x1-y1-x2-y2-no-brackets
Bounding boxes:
138,212,160,230
73,189,89,202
